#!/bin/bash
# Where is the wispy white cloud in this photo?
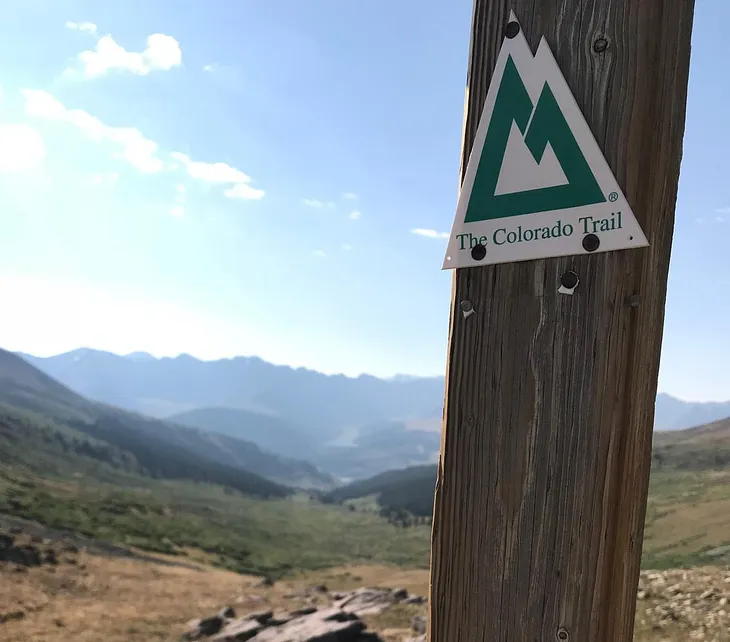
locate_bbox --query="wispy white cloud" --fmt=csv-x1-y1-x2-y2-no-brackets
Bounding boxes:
22,89,164,173
21,89,265,200
312,249,326,258
715,207,730,214
342,243,352,251
348,210,361,221
64,30,182,79
203,64,216,73
411,228,449,239
171,152,264,201
303,198,335,210
65,21,98,35
342,192,358,200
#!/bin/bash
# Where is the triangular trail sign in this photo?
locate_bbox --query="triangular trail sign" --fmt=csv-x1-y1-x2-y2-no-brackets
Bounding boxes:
442,12,648,270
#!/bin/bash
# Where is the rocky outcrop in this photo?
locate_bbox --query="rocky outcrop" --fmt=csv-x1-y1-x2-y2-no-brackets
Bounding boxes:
333,587,411,616
183,585,429,641
183,604,386,641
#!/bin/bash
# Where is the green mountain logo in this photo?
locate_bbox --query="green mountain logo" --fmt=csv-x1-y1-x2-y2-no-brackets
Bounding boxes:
441,13,648,271
465,55,606,223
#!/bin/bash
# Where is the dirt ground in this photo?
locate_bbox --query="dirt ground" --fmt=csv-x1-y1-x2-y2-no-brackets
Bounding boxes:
0,544,429,642
1,544,729,642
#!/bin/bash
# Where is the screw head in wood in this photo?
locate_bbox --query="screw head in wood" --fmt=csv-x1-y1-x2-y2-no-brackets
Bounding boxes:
556,627,569,641
593,37,609,53
560,271,579,290
471,243,487,261
505,21,520,39
582,233,600,252
459,300,473,313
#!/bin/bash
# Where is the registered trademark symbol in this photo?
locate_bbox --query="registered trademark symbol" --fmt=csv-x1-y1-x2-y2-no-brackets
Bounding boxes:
608,192,618,202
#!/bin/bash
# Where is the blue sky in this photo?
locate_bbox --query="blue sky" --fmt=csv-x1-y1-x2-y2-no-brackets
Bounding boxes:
0,1,727,402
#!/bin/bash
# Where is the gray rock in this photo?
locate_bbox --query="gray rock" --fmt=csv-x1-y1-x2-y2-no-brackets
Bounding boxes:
211,618,265,641
246,607,364,641
391,588,408,601
404,596,426,605
287,607,318,618
334,588,400,616
188,601,386,642
182,616,225,640
0,544,42,567
242,610,274,624
411,615,426,634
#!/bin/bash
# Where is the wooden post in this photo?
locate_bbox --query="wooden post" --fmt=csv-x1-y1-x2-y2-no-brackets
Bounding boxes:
428,2,695,641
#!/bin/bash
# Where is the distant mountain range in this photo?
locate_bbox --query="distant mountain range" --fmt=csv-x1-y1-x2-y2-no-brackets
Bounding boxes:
14,348,730,481
654,393,730,432
0,349,334,491
18,349,445,479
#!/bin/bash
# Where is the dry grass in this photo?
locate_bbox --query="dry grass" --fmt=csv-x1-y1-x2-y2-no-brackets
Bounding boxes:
1,552,249,642
0,551,427,642
1,552,728,642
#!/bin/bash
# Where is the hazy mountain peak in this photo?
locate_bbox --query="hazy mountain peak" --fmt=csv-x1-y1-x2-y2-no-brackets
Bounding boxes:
124,352,156,361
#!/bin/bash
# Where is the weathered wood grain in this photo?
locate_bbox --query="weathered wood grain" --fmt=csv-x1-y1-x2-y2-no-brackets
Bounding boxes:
428,1,695,641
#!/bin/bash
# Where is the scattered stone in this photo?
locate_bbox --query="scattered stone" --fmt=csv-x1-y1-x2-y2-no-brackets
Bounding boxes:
392,588,408,601
334,587,408,616
241,610,273,624
1,544,41,567
634,568,730,639
218,607,236,620
0,610,25,624
257,576,275,588
287,607,317,618
411,615,426,634
211,618,264,641
404,595,426,605
43,549,58,565
182,616,226,640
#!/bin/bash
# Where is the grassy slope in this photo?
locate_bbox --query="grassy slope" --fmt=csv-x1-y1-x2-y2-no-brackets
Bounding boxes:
0,466,429,578
4,415,729,579
0,404,290,500
325,422,730,569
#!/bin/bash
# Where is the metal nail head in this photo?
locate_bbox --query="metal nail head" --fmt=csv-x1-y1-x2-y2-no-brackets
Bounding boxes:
582,233,600,252
505,21,521,39
460,300,475,320
471,244,487,261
